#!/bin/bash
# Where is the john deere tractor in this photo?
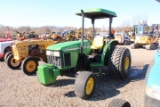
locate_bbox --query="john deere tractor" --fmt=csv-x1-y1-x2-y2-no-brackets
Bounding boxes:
37,8,131,100
6,36,66,75
131,24,159,49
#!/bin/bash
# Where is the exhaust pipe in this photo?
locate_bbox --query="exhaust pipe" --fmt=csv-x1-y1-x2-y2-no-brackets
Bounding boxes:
81,10,84,54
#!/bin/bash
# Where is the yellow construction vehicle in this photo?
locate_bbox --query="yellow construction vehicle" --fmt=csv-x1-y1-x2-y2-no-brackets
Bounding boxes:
131,24,159,49
64,30,77,41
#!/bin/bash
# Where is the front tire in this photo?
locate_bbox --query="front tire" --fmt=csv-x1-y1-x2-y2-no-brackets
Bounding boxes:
108,99,131,107
75,71,96,100
6,54,21,69
109,47,131,79
21,56,38,75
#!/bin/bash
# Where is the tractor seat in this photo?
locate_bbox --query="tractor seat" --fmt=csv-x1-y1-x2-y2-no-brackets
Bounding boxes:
91,36,104,50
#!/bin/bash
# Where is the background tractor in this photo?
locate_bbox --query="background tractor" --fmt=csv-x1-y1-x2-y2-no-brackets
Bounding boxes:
63,30,77,41
0,31,29,61
5,35,66,75
131,24,159,50
37,8,131,100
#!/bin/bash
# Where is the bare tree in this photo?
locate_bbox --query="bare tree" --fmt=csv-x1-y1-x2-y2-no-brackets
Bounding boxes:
132,15,148,25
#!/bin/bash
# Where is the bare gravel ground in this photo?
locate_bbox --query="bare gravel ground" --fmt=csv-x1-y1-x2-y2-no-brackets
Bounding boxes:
0,46,157,107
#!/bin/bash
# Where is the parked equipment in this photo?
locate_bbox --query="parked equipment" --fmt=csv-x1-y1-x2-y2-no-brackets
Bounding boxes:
115,31,131,45
0,31,26,60
6,36,66,75
131,24,159,50
37,8,131,100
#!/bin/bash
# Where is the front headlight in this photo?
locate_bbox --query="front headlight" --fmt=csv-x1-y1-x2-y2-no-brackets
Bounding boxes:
145,86,160,100
46,51,60,57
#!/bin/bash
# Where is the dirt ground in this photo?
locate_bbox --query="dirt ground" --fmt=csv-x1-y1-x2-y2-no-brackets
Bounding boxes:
0,46,157,107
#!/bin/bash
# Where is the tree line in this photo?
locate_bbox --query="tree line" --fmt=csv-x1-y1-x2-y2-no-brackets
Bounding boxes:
0,24,160,37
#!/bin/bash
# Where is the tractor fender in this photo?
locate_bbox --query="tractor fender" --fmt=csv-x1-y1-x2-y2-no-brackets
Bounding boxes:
37,64,61,85
0,40,15,53
4,46,11,53
0,41,15,58
0,46,11,58
101,40,118,65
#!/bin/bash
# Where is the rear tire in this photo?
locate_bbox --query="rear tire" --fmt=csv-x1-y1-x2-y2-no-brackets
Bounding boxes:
75,71,96,100
4,52,12,62
108,99,131,107
21,56,38,75
6,54,21,69
108,47,131,79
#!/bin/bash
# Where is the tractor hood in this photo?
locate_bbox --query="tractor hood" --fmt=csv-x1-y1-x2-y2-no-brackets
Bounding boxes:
47,40,91,54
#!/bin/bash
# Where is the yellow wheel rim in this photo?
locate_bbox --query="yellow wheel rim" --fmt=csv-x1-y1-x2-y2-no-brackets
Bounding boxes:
26,61,36,73
86,77,94,95
124,56,129,71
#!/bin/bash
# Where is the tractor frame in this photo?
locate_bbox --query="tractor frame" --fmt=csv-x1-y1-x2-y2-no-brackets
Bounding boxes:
37,8,132,100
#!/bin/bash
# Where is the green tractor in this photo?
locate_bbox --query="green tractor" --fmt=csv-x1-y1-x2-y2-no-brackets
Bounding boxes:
37,8,131,100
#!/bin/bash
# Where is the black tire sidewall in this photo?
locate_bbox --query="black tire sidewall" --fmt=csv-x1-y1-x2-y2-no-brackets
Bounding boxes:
84,74,95,98
108,99,131,107
121,49,131,79
109,47,131,79
75,71,96,100
6,54,21,69
4,51,12,62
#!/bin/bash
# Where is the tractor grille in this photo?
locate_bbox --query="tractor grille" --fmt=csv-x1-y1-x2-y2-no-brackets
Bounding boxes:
12,47,20,59
47,56,62,67
64,53,71,66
